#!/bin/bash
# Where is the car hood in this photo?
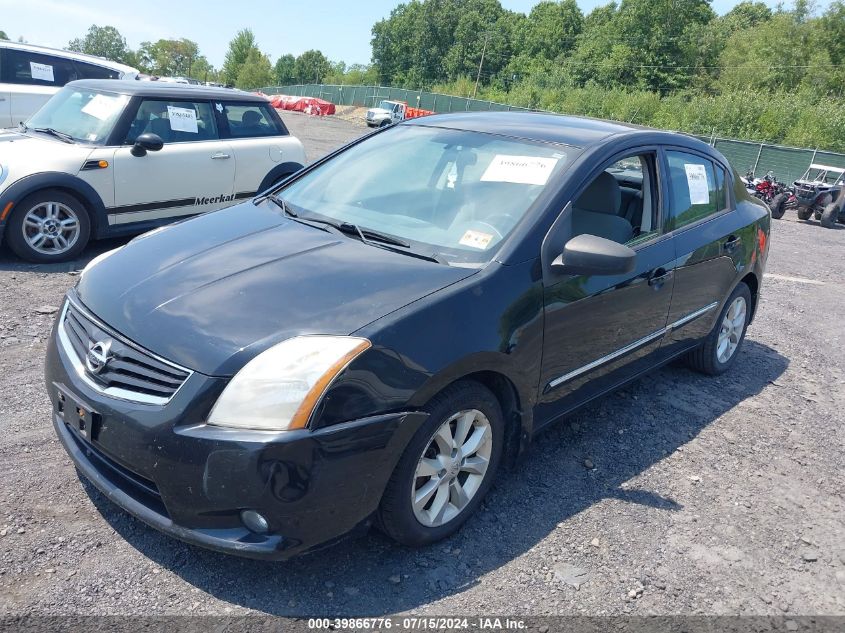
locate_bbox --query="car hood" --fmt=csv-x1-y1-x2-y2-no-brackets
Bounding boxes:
0,130,92,184
75,201,477,376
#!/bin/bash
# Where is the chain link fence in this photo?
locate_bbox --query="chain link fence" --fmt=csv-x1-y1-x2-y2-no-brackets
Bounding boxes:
264,84,845,183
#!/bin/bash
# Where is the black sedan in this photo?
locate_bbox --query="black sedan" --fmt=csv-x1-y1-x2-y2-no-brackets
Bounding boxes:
46,112,770,559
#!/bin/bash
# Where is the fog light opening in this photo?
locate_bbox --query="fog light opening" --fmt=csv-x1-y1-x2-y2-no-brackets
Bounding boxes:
240,509,269,535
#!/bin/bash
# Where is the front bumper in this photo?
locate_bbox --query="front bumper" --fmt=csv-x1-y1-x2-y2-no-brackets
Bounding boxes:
46,309,427,560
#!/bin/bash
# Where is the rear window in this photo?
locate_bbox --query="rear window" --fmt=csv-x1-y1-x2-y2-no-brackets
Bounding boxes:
74,61,120,80
220,102,284,138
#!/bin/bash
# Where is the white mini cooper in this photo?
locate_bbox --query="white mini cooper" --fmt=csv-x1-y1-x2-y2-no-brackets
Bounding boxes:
0,79,305,262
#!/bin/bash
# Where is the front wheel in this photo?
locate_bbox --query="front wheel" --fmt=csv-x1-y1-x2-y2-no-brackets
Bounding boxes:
769,193,787,219
797,207,814,221
821,202,840,229
685,283,752,376
379,120,391,128
5,189,91,263
377,381,504,547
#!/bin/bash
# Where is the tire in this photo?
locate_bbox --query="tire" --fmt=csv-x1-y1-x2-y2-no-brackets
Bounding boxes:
379,120,391,128
5,189,91,263
797,207,814,221
377,380,504,547
769,193,787,219
686,282,752,376
821,202,840,229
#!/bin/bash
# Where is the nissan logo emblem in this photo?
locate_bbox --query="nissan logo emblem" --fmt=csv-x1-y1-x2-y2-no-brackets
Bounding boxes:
85,340,112,374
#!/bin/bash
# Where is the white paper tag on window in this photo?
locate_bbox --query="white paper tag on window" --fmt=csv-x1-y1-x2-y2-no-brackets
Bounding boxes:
167,106,198,133
30,62,54,82
81,94,119,120
684,164,710,205
459,229,494,250
481,155,558,186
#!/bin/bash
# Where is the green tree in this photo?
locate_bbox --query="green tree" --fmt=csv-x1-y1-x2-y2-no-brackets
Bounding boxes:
0,30,8,41
222,29,259,86
274,54,296,84
293,49,331,83
136,39,200,76
67,25,129,63
521,0,583,61
235,49,273,90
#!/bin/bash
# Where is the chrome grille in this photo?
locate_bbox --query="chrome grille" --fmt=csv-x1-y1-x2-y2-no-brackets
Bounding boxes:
59,299,191,404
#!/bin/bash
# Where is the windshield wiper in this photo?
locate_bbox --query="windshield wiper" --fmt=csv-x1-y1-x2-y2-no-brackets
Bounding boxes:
337,222,410,248
31,127,74,144
264,192,296,217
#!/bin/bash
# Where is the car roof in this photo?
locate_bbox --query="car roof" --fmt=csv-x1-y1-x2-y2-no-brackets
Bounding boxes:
0,40,138,75
404,111,659,148
64,79,267,102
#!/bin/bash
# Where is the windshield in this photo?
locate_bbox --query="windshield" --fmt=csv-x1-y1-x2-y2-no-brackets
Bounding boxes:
802,167,845,184
26,87,129,145
377,100,396,111
280,125,573,265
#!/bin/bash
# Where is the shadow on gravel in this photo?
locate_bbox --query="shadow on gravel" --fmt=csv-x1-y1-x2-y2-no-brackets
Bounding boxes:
0,238,125,274
82,338,788,616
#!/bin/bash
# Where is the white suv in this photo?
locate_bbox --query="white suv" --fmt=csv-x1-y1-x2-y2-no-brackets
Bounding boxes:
0,41,138,128
0,80,306,262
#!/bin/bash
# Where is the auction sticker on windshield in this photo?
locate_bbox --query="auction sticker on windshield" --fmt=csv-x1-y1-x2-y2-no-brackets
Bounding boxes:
81,94,121,120
459,229,494,249
481,155,559,186
167,106,198,133
30,62,54,83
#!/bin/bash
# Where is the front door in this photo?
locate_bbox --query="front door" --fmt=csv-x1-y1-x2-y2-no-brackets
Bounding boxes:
110,97,235,228
536,151,675,428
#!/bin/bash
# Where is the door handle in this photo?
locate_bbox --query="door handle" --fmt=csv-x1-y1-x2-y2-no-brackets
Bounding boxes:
722,235,741,253
647,268,673,288
210,152,230,160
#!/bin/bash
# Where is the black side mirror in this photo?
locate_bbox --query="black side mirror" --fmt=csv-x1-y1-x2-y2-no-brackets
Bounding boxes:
552,234,636,276
131,133,164,157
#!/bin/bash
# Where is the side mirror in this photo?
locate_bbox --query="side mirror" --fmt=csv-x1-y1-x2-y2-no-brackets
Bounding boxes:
131,133,164,157
552,234,636,276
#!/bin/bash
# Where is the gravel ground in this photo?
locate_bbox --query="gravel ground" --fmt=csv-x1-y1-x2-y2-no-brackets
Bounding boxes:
0,112,843,618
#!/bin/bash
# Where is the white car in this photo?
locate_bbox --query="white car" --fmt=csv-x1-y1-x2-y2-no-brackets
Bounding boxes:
0,41,138,128
0,79,306,262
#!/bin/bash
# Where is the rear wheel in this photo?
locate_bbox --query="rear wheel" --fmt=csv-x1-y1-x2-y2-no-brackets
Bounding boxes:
686,283,752,376
5,189,91,263
377,381,503,546
379,120,391,128
797,207,814,221
769,193,787,219
821,202,840,229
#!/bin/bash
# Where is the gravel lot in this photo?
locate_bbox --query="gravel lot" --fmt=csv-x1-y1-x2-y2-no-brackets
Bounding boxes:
1,112,843,618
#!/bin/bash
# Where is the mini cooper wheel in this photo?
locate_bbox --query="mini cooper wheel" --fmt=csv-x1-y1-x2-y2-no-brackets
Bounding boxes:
821,202,840,229
686,283,752,376
378,381,504,546
6,189,91,263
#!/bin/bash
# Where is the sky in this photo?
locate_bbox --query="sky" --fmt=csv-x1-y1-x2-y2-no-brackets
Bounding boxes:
1,0,785,69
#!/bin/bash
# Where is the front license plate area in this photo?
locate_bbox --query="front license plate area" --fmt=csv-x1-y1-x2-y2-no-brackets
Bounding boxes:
55,385,102,442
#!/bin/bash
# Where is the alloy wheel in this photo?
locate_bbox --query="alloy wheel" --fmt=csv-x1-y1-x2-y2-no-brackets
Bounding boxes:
411,409,492,528
21,201,81,256
716,296,747,364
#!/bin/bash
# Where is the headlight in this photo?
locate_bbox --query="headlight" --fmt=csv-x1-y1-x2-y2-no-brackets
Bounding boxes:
207,335,371,431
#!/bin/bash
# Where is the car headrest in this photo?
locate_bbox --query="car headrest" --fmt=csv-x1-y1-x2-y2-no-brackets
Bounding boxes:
575,171,621,215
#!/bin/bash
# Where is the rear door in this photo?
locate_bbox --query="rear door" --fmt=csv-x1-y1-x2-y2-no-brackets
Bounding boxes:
216,101,297,197
660,149,748,352
0,49,10,127
110,97,235,228
2,48,78,126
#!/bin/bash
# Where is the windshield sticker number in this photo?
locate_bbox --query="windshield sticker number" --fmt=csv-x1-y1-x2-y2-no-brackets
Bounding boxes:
684,164,710,205
167,106,198,133
459,229,494,250
30,62,54,82
481,155,559,186
81,94,120,121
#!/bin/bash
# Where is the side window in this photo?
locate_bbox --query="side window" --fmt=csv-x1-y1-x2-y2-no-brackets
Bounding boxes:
73,61,120,80
124,99,218,144
714,164,729,211
570,152,660,246
221,103,283,138
3,49,78,86
666,151,719,230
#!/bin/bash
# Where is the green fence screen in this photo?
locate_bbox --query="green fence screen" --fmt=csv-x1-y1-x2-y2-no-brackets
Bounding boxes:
264,84,845,183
